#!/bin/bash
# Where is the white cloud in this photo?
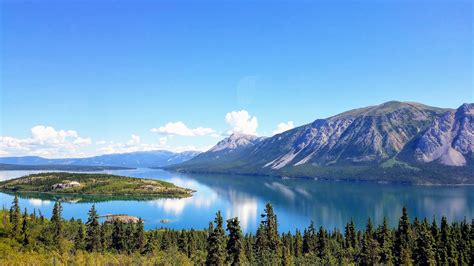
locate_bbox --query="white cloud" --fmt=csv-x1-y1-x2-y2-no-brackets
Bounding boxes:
150,121,215,137
0,125,92,157
225,110,258,135
127,134,140,145
98,134,167,154
273,121,294,135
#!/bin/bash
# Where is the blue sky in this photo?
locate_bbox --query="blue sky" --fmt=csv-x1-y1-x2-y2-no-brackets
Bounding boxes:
0,0,472,157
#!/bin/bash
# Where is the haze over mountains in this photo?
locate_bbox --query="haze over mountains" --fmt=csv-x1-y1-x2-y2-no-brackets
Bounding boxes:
168,101,473,184
0,150,200,168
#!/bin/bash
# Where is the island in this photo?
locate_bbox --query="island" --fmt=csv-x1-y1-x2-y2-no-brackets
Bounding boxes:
0,172,194,200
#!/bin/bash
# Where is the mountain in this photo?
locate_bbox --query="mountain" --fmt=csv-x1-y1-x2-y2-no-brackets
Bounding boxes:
168,101,473,184
0,150,200,168
404,103,473,166
0,163,133,171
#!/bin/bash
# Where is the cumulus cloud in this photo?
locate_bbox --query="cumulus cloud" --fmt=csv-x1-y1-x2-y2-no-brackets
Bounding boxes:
225,110,258,135
0,125,92,157
272,121,294,135
150,121,215,137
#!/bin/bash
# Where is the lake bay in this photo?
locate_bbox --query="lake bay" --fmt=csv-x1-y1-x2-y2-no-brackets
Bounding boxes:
1,168,473,233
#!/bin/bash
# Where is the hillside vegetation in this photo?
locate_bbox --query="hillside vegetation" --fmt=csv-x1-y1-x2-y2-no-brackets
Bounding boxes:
0,172,194,199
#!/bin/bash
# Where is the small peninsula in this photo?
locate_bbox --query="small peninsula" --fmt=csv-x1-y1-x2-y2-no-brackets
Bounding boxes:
0,172,194,199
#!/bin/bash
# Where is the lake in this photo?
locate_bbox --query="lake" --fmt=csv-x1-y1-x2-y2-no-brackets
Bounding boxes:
1,168,473,233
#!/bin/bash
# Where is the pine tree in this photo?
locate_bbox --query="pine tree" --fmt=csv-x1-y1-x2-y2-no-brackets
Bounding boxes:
206,211,226,266
360,218,380,264
74,221,86,250
112,219,125,251
226,217,244,265
431,217,441,264
458,218,470,265
51,201,63,245
413,219,435,265
9,194,21,238
244,234,255,264
303,221,316,254
134,218,146,253
85,204,101,252
21,208,29,246
377,217,393,264
294,229,303,257
394,206,412,264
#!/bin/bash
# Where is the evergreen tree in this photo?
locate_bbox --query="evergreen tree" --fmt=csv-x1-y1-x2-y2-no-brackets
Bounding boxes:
51,201,63,244
134,218,146,253
206,211,226,266
112,220,125,251
74,221,86,250
294,229,303,257
303,221,316,254
9,194,21,238
431,217,441,264
344,219,357,249
226,217,244,265
360,218,380,264
317,226,330,260
377,217,393,264
394,206,412,264
458,218,470,265
85,204,101,252
413,219,435,265
21,208,29,246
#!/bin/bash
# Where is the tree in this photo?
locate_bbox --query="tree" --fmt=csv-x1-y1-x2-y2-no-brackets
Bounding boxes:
303,221,316,254
294,229,303,257
226,217,244,265
74,221,86,250
51,201,63,245
112,220,125,252
21,208,29,246
134,218,146,253
394,206,412,264
85,205,101,252
360,218,380,264
413,219,435,265
439,216,458,265
206,211,226,266
376,217,393,264
9,194,21,238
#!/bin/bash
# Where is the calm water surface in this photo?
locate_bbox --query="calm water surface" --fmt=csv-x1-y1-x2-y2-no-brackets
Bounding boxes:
1,169,473,233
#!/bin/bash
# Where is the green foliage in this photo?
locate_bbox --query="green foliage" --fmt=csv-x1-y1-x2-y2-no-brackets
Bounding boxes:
0,172,193,199
0,201,472,265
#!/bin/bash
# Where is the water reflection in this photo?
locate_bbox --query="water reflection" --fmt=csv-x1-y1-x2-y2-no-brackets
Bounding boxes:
0,169,473,233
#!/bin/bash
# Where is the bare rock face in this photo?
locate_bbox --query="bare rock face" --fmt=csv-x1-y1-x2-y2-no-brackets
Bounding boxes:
259,101,447,168
208,133,264,153
414,103,473,166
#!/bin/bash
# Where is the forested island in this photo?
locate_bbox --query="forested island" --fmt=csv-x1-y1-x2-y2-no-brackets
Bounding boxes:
0,172,194,199
0,196,472,265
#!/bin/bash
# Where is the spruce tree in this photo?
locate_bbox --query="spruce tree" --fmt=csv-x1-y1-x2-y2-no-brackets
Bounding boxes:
51,201,63,245
85,204,101,252
206,211,226,266
226,217,244,265
413,219,435,265
360,218,380,264
9,194,21,238
134,218,146,253
294,229,303,257
394,206,412,264
112,219,125,252
377,217,393,264
75,221,86,250
21,208,29,246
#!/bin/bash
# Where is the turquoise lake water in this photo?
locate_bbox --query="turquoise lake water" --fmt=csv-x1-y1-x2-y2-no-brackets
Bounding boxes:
1,168,473,233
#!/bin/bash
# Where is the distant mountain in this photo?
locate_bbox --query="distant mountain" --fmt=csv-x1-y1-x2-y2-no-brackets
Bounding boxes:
168,101,473,184
0,163,133,171
0,150,200,168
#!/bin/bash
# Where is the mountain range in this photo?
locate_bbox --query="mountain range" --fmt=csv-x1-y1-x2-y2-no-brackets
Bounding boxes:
0,150,200,168
167,101,473,184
